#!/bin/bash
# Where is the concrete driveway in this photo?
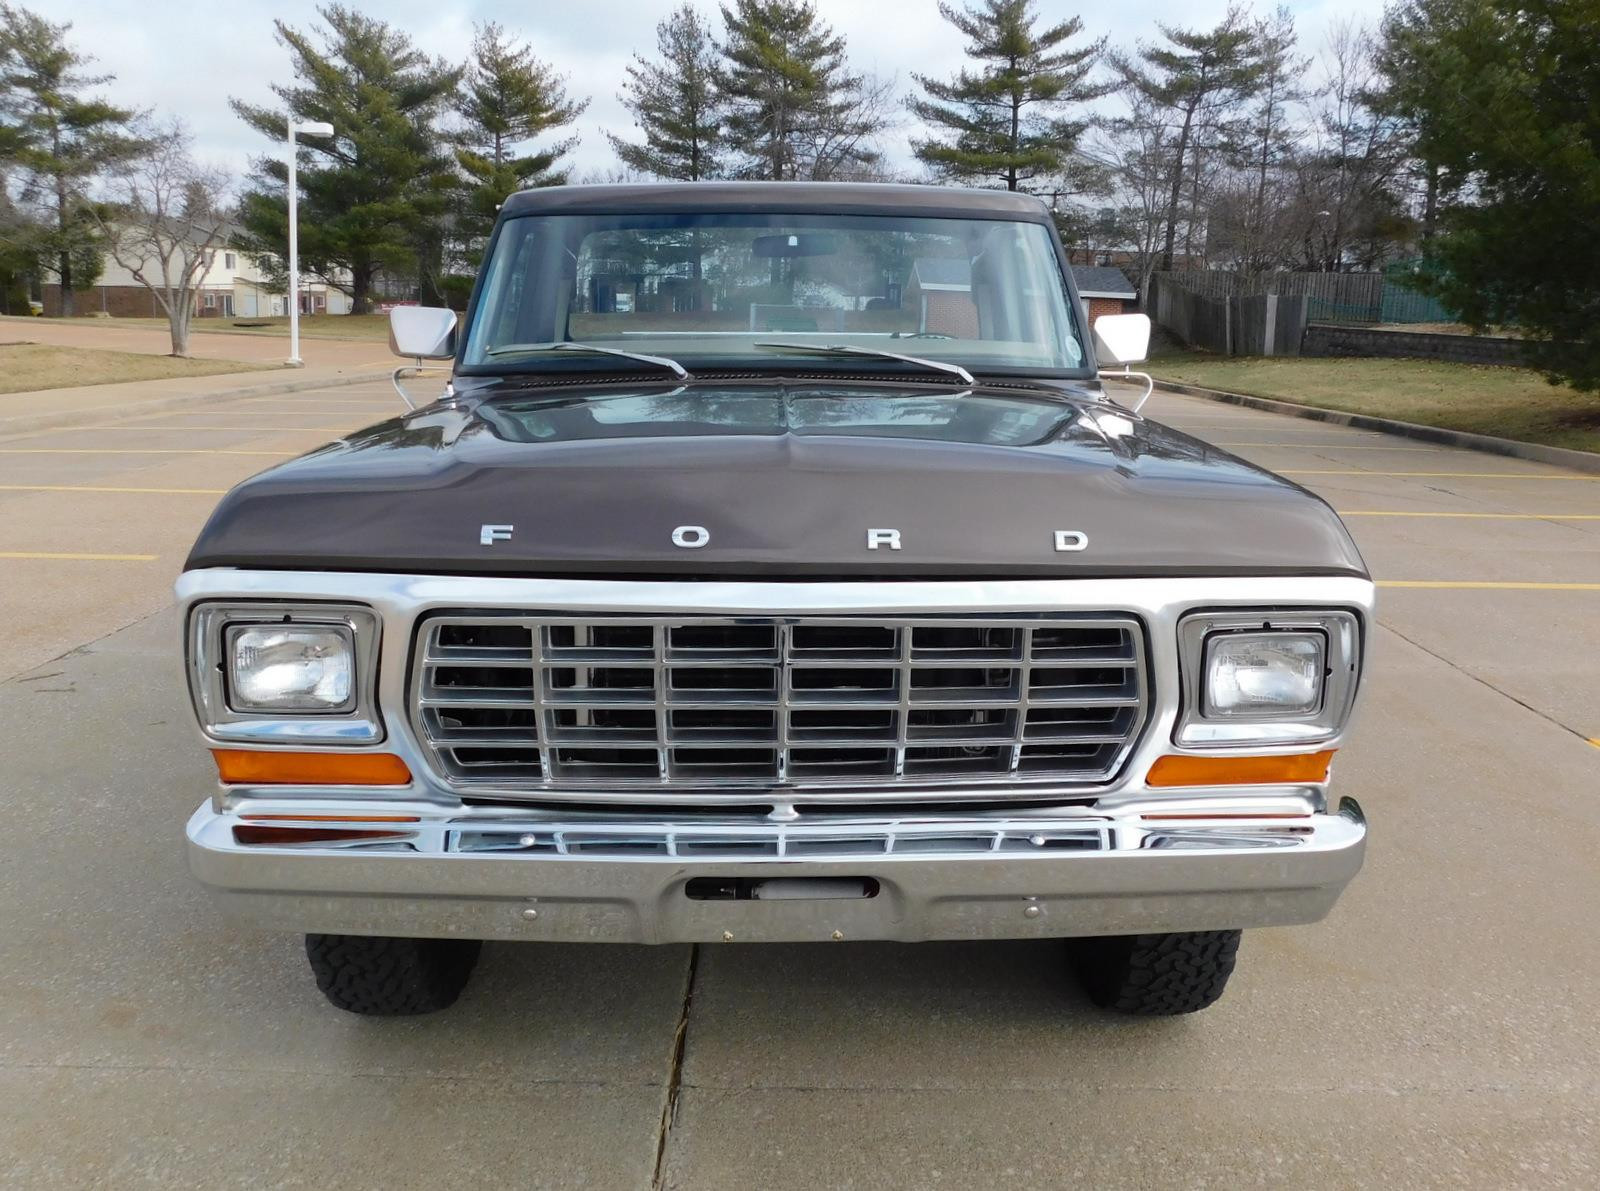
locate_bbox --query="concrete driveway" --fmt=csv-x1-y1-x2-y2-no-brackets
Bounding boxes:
1,382,1596,1188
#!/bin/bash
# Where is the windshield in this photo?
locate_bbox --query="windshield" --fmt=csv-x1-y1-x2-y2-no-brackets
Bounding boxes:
460,211,1087,375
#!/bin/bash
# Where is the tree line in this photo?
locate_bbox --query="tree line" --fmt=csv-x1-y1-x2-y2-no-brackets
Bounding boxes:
0,0,1594,389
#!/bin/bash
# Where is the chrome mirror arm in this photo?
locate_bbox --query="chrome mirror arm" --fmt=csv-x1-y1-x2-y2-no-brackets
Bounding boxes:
1098,364,1154,413
391,360,452,410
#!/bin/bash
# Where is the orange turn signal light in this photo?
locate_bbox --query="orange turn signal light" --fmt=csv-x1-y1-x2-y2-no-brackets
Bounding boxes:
1145,750,1334,788
211,749,413,786
233,826,413,846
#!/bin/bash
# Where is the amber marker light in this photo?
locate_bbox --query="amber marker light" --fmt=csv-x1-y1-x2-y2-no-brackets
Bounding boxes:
232,826,413,846
211,749,413,786
1145,750,1334,788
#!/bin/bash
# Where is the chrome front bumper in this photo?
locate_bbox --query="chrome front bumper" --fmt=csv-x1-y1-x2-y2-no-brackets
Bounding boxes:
186,798,1366,943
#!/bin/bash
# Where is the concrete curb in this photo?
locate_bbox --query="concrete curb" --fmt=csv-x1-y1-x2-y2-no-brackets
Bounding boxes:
1152,379,1600,476
0,370,393,439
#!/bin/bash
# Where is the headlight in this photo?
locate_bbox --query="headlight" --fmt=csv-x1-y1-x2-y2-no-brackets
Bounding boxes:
1204,632,1324,717
1177,611,1360,748
187,604,382,743
228,625,354,711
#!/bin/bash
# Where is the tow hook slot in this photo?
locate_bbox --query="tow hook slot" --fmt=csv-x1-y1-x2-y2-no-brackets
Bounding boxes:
685,877,879,902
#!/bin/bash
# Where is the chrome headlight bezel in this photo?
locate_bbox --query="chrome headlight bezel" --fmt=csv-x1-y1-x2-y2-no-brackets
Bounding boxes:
1176,609,1361,748
187,602,383,744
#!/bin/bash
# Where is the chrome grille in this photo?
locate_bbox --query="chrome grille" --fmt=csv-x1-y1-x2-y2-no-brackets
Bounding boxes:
410,614,1148,793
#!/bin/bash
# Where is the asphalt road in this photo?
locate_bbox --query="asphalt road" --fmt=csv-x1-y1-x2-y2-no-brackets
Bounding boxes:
1,381,1597,1188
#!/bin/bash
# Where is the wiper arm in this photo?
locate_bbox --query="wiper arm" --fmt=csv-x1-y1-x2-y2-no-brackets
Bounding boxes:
483,341,689,380
755,341,975,386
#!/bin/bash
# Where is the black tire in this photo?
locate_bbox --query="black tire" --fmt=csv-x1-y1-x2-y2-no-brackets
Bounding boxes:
304,934,482,1016
1068,930,1242,1016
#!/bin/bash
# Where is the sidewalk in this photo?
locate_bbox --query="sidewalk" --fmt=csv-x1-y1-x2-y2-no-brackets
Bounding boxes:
0,362,394,437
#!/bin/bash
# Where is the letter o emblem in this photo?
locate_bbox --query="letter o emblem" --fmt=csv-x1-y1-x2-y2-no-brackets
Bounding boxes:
672,525,710,549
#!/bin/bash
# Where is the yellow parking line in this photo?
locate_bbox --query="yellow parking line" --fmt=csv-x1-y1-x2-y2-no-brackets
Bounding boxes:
0,551,158,561
0,484,226,494
1588,739,1600,750
73,425,346,432
1378,581,1600,590
0,448,295,456
1284,470,1599,480
1339,511,1600,520
137,413,354,421
1215,442,1447,451
233,400,396,408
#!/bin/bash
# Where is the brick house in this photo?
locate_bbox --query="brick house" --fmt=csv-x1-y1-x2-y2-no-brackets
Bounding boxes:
1070,265,1138,324
905,257,980,338
43,227,352,319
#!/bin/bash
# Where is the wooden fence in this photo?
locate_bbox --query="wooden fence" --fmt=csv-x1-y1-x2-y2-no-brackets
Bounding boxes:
1149,274,1308,356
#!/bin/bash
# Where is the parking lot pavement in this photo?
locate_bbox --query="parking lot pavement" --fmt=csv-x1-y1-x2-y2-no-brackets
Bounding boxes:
0,381,407,679
3,384,1599,1188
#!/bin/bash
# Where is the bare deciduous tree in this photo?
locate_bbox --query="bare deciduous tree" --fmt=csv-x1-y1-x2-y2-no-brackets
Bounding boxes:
797,73,897,181
100,120,232,356
1084,91,1175,299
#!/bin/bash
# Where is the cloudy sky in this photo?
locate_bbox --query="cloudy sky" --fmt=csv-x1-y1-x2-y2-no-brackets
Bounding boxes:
61,0,1389,182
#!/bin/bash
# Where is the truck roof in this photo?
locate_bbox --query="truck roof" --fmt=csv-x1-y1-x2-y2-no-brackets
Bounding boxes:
500,181,1056,221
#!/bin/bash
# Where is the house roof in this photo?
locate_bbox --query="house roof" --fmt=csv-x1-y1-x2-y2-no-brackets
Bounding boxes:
1071,265,1136,299
910,258,972,290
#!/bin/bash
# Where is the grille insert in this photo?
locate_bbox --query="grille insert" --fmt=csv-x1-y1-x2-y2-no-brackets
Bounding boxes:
411,614,1148,794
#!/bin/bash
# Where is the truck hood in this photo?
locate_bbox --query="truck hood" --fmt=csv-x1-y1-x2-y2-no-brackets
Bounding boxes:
185,380,1367,579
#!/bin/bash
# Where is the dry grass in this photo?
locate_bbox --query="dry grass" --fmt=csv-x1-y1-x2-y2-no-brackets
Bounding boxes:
203,313,393,341
42,313,392,342
1375,322,1522,338
0,343,273,394
1148,353,1600,454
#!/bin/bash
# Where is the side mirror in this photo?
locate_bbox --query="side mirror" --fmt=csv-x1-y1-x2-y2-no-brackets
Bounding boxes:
1092,313,1151,366
389,306,457,360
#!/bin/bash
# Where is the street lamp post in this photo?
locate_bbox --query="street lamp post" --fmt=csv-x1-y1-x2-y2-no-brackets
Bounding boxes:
285,120,335,367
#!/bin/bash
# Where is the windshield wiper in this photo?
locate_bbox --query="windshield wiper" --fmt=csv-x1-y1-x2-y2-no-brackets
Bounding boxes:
755,342,975,386
484,341,689,380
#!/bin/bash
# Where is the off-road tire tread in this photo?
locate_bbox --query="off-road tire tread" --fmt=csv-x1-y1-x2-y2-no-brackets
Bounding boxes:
1070,930,1242,1016
304,934,481,1015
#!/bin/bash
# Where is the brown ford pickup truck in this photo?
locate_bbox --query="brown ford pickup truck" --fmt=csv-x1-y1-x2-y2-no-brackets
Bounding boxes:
180,182,1369,1016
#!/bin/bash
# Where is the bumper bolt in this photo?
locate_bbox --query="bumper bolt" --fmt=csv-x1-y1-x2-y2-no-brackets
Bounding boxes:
1024,903,1041,919
518,834,538,848
722,930,734,942
521,907,539,921
831,930,844,941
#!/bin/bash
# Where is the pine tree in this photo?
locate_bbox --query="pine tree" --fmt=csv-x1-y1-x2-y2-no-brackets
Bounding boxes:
608,4,722,181
1379,0,1600,390
0,3,144,315
910,0,1109,193
1112,6,1264,271
455,22,586,263
716,0,885,181
231,6,461,314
